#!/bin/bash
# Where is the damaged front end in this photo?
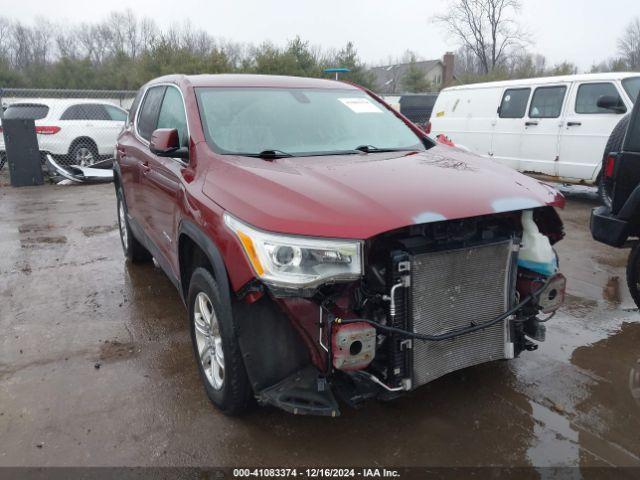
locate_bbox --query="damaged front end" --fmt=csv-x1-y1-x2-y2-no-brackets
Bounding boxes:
226,207,565,417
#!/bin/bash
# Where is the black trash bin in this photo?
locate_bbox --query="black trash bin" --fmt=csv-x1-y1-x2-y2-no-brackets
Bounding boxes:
2,118,44,187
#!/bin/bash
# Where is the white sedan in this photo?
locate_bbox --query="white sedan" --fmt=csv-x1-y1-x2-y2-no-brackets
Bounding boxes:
0,98,127,167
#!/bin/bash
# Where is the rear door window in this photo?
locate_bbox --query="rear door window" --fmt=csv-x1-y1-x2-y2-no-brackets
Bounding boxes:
137,86,166,141
62,104,111,121
499,88,530,118
105,105,127,121
529,86,567,119
575,83,624,114
60,105,88,120
83,104,110,121
4,104,49,120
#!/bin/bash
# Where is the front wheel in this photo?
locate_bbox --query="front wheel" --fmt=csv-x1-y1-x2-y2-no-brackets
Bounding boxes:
188,267,252,415
626,243,640,309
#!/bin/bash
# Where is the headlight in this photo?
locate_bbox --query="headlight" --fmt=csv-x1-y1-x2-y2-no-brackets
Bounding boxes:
224,213,363,289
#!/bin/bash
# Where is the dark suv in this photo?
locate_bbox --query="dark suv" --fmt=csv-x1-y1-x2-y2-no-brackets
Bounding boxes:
591,92,640,306
115,74,566,416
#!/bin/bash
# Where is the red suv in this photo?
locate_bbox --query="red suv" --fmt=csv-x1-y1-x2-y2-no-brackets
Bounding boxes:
115,74,567,416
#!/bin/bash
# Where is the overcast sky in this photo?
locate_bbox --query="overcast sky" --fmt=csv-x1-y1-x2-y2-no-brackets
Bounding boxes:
2,0,639,70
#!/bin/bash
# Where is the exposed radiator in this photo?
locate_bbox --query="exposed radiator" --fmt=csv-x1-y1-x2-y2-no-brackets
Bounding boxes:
410,239,516,387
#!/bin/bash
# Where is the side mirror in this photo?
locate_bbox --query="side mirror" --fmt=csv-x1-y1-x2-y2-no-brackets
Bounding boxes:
597,95,627,114
150,128,189,159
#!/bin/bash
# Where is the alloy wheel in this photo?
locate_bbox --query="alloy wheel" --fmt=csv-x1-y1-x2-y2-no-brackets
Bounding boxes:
118,201,128,248
193,291,225,390
75,147,95,167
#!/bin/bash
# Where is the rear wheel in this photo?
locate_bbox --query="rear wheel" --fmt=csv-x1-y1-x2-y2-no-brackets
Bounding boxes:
188,267,252,415
69,140,99,167
627,244,640,310
600,114,631,208
116,188,151,263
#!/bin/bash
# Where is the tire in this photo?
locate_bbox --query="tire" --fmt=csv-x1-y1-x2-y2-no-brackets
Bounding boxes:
188,267,252,415
627,244,640,310
116,188,152,263
69,139,99,167
600,114,631,208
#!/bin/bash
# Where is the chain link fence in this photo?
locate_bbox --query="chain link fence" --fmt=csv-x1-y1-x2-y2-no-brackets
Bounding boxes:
0,88,137,171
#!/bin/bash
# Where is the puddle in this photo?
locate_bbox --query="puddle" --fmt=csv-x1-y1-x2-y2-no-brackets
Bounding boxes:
20,236,67,248
527,401,580,471
98,340,138,364
562,294,599,319
18,223,59,234
594,255,628,269
630,359,640,407
81,224,118,237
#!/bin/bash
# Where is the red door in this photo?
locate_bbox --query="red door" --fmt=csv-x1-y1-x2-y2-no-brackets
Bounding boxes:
141,85,189,273
129,86,166,233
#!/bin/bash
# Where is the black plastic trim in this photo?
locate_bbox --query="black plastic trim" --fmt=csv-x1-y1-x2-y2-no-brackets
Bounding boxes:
127,215,181,293
590,206,630,248
177,218,231,307
617,183,640,220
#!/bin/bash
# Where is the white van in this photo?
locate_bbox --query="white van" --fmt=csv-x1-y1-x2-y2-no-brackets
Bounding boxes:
429,73,640,184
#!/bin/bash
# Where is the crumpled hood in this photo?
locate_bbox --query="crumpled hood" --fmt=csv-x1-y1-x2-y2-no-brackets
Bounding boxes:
203,145,564,239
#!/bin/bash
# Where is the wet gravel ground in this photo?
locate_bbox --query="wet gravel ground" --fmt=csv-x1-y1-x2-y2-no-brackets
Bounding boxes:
1,181,640,468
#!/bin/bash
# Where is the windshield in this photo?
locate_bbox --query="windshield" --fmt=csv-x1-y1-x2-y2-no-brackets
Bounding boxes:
195,87,425,156
622,77,640,104
3,104,49,120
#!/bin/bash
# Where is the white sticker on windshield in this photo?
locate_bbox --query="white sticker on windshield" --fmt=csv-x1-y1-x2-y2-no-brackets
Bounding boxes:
339,98,383,113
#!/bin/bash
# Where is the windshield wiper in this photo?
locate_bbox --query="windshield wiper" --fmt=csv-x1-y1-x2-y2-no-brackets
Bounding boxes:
243,150,294,160
354,145,412,153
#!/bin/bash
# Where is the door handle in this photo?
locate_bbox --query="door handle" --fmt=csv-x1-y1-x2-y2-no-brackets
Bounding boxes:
567,122,582,127
525,121,539,127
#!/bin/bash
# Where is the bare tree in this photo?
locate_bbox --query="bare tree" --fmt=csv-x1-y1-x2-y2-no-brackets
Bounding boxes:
139,17,158,54
56,27,80,59
0,17,13,60
507,51,546,78
618,17,640,70
434,0,527,74
453,45,483,77
76,22,112,64
590,57,628,73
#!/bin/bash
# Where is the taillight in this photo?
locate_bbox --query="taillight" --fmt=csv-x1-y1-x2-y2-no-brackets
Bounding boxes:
423,121,432,135
35,126,61,135
332,322,376,371
604,154,616,178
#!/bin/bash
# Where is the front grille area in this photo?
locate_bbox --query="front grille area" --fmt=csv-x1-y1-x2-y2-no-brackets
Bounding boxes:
410,239,515,387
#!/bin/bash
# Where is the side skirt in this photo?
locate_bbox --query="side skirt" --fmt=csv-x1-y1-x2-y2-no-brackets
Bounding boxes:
127,214,184,302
